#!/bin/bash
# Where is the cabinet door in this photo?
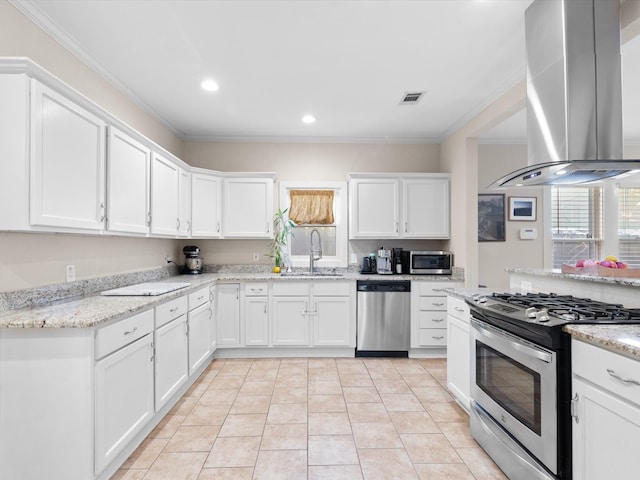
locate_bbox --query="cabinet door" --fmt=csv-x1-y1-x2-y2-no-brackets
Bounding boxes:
216,284,241,346
30,79,106,230
209,287,217,351
313,296,352,346
222,177,273,238
178,168,191,237
155,315,189,410
349,178,400,239
403,177,450,238
272,296,310,346
150,152,179,236
572,376,640,480
245,297,269,346
95,334,154,474
188,302,212,375
191,172,222,238
446,314,470,411
106,126,151,234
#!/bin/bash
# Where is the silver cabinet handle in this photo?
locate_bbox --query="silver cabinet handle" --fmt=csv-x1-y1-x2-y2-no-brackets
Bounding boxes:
177,218,181,230
607,368,640,387
187,220,191,232
405,222,408,232
99,202,106,222
217,221,221,233
124,326,138,336
146,212,152,226
395,222,399,233
571,393,580,424
432,302,445,307
264,301,267,314
197,295,204,301
455,307,465,312
432,336,444,340
432,318,445,323
169,307,178,313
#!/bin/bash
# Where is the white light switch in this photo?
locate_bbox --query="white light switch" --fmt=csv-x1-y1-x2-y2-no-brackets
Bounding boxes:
65,264,76,282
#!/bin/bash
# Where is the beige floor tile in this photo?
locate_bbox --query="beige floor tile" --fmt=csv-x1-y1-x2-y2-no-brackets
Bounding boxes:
358,448,419,480
438,422,477,448
400,433,462,464
373,380,412,394
271,387,307,404
414,463,476,480
205,436,261,467
218,363,251,376
230,394,272,414
339,374,374,387
308,394,347,413
185,378,212,398
351,422,403,448
148,413,186,438
260,423,308,450
245,368,278,382
309,367,339,381
308,465,364,480
169,396,198,416
197,467,254,479
199,389,238,406
250,359,282,369
164,425,220,452
389,411,440,434
347,402,392,424
308,412,352,435
110,468,147,480
143,451,207,480
121,437,168,469
266,402,307,424
277,364,308,376
380,393,425,412
393,362,427,375
308,434,359,465
342,386,382,403
428,368,447,382
336,360,368,375
308,358,337,368
239,381,275,396
275,375,308,388
253,449,307,479
308,380,342,394
422,402,468,423
411,385,454,403
183,404,230,426
418,358,447,371
456,446,509,480
208,375,245,390
218,413,267,437
279,357,308,365
402,374,440,388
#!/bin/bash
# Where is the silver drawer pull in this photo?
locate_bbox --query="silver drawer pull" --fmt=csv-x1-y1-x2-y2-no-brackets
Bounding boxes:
432,336,444,340
124,326,138,336
432,302,445,307
432,318,445,323
169,307,178,313
455,307,465,312
197,295,204,301
607,368,640,387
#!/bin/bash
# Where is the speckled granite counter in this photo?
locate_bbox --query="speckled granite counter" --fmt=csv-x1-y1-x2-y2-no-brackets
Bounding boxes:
507,267,640,288
564,324,640,360
0,265,464,329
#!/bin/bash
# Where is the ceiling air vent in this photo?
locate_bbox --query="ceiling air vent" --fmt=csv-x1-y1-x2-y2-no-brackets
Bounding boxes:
399,91,424,105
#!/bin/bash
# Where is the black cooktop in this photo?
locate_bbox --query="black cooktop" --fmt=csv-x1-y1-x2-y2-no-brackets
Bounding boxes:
467,292,640,349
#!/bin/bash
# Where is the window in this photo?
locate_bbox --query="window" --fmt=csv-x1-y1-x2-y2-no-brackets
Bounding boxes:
618,187,640,267
280,182,348,268
551,186,602,268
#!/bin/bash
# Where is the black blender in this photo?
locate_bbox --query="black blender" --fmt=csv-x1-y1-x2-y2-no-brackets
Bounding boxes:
182,245,203,274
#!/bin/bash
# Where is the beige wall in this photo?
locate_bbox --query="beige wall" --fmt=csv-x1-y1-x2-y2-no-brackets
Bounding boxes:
0,1,183,292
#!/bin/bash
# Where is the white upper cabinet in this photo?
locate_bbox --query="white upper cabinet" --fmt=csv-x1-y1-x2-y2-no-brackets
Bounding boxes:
106,126,151,235
30,79,107,231
348,173,450,239
178,168,191,237
222,176,274,238
150,152,180,236
191,171,222,238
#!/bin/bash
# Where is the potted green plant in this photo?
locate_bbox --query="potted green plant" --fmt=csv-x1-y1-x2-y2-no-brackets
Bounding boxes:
269,208,296,273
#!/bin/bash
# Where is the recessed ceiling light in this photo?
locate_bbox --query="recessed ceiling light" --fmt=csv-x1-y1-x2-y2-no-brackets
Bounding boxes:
201,79,219,92
302,115,316,124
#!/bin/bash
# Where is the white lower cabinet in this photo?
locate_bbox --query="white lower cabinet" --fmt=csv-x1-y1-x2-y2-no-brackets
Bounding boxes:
446,295,471,411
245,283,269,346
154,315,188,411
272,295,310,346
411,282,461,350
188,287,212,374
572,340,640,480
216,283,241,346
95,310,155,475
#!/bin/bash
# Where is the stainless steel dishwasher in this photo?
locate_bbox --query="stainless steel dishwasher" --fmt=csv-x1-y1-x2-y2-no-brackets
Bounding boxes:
356,280,411,357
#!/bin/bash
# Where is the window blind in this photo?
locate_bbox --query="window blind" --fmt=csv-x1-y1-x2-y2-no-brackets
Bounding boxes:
618,187,640,267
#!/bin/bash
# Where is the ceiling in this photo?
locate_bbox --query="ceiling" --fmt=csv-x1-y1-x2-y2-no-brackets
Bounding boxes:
11,0,640,144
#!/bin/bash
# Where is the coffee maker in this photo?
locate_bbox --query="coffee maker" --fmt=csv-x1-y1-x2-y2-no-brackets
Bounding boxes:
182,245,203,274
392,248,404,274
376,248,393,275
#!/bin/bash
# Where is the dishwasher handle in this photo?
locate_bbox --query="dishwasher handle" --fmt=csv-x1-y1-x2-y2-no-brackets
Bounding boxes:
356,280,411,292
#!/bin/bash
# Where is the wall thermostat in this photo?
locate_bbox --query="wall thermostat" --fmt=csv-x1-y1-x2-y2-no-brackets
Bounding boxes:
520,227,537,240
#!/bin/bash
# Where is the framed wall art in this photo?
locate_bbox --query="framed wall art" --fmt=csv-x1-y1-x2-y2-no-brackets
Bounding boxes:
509,196,536,221
478,194,505,242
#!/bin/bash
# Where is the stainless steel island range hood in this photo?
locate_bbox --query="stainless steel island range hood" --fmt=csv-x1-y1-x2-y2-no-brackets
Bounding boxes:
490,0,640,188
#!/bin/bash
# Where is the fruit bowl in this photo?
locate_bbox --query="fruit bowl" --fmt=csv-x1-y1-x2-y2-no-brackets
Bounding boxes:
561,264,640,278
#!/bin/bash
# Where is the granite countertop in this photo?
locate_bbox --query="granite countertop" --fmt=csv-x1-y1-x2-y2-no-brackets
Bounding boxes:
507,267,640,288
564,324,640,360
0,266,464,329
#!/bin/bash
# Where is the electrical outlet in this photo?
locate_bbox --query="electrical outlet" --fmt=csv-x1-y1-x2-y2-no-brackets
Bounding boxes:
350,253,358,264
253,252,260,262
65,264,76,282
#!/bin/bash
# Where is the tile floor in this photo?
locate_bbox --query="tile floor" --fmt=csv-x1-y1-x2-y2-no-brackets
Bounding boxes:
113,357,507,480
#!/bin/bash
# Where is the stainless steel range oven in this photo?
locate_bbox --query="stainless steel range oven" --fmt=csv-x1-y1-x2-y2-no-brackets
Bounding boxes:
467,292,640,480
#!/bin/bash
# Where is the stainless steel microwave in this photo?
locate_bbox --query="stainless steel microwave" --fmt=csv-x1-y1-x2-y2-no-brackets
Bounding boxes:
409,251,453,275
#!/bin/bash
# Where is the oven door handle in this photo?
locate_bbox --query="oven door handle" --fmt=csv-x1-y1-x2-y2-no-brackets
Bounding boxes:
473,320,553,364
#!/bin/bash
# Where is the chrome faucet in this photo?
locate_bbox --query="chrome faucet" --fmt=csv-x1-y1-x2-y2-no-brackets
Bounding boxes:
309,228,322,274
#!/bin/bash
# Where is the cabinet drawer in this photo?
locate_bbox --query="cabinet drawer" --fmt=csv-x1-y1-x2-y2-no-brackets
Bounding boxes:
418,311,447,328
314,281,352,296
155,296,188,328
246,282,268,296
417,282,450,296
447,296,470,322
96,309,154,359
418,296,447,310
189,286,210,310
419,328,447,346
573,340,640,407
272,282,310,296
